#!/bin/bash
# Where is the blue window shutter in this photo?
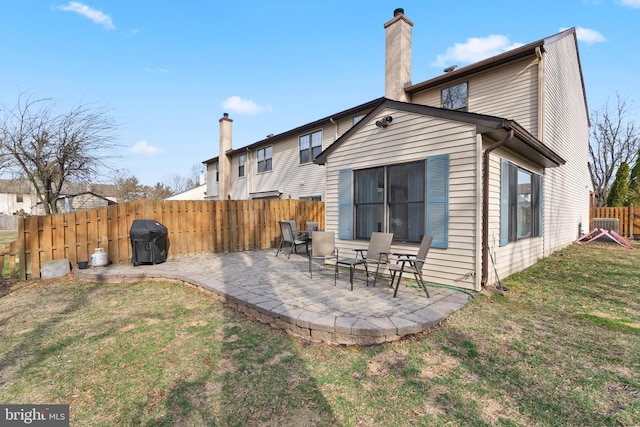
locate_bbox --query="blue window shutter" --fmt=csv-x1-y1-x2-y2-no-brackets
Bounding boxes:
500,159,509,246
531,174,542,237
426,154,449,248
338,169,353,240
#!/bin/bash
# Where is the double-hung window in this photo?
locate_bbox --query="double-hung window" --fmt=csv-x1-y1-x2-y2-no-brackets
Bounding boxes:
442,82,468,111
257,146,272,173
500,159,542,245
299,130,322,164
340,155,449,248
238,154,245,177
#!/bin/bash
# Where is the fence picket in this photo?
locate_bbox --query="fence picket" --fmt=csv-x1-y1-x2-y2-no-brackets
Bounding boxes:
589,206,640,238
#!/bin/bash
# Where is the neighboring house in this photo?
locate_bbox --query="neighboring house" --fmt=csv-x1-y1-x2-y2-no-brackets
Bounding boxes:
165,184,207,201
64,183,119,204
33,191,117,215
165,175,208,201
204,8,592,292
203,101,381,200
0,179,36,215
0,180,119,216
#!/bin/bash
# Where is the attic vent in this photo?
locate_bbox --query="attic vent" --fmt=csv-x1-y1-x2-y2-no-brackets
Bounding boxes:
266,134,274,138
592,218,620,234
444,65,458,73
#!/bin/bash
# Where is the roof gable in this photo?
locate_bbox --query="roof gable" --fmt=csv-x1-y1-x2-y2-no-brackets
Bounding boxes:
313,99,565,169
404,28,589,126
406,28,571,93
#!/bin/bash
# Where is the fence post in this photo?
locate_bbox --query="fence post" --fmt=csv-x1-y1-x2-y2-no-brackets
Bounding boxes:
18,215,26,280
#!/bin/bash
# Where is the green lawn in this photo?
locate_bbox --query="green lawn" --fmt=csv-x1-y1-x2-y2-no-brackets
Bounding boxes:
0,242,638,426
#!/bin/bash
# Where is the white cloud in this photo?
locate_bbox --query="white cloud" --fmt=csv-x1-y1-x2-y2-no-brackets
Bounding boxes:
129,140,160,156
57,2,115,30
618,0,640,8
222,96,269,115
432,35,524,68
561,26,607,45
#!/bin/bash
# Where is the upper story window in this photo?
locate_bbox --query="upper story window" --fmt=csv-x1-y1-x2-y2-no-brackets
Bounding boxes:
442,82,468,111
257,146,272,173
353,114,366,125
238,154,245,177
299,130,322,164
16,194,23,203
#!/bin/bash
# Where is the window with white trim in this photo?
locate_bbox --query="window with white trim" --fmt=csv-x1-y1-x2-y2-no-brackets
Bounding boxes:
442,82,468,111
257,146,272,173
500,159,542,245
238,154,245,177
299,130,322,164
340,155,449,247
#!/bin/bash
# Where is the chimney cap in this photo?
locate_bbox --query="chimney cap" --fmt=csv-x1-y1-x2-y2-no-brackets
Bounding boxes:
393,8,404,16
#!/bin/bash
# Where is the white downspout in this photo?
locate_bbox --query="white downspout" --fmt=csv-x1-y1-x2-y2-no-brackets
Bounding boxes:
536,46,545,142
329,117,339,141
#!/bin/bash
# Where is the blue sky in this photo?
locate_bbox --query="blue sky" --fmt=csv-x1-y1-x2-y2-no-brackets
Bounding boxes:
1,0,639,186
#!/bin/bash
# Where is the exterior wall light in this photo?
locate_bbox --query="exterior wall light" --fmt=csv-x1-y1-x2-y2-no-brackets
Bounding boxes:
375,116,393,128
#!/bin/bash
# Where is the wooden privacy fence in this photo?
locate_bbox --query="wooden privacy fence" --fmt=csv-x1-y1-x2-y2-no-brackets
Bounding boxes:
18,199,324,280
589,206,640,238
1,242,18,280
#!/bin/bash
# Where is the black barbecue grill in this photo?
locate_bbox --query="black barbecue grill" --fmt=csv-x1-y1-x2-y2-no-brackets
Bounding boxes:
129,219,168,266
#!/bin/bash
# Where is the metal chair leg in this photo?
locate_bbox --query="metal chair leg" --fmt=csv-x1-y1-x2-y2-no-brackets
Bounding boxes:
415,270,430,298
393,270,405,297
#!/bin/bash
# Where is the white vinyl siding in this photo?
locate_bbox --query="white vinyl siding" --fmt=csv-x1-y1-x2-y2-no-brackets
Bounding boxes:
412,58,540,137
541,34,591,256
205,161,219,200
325,109,480,290
487,148,545,284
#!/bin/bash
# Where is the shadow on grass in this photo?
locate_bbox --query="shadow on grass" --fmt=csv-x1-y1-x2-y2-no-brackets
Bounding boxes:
0,281,103,380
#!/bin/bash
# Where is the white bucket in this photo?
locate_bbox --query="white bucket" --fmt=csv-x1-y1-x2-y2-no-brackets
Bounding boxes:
91,248,108,267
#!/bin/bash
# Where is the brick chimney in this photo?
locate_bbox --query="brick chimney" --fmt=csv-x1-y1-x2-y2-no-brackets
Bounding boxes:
219,113,233,199
384,8,413,102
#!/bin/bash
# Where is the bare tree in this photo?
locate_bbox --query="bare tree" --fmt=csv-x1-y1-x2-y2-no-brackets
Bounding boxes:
114,169,174,201
113,169,144,202
164,163,204,195
166,174,196,195
146,182,173,200
0,94,119,214
190,162,205,185
589,94,640,206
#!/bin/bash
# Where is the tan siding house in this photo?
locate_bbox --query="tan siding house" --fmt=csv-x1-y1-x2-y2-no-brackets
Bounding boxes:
203,8,590,293
203,105,381,200
411,58,540,137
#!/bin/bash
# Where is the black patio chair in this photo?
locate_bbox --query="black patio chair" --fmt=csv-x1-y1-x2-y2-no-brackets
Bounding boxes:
388,235,433,298
276,220,309,258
